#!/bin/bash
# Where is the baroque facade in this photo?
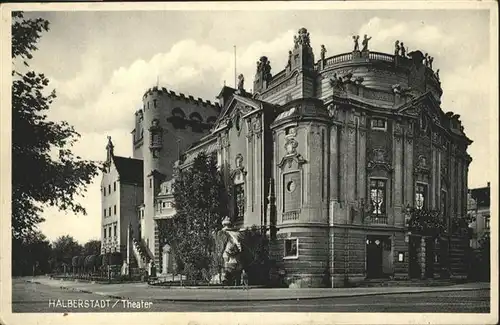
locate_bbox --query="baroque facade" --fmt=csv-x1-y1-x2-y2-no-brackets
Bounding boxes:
100,28,473,287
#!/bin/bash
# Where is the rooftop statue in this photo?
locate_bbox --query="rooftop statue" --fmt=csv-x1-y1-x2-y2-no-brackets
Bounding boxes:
237,74,245,91
428,56,434,69
362,34,372,51
400,42,406,57
320,44,327,61
287,50,292,68
435,69,440,81
424,53,429,67
352,35,360,51
394,40,400,56
297,27,311,47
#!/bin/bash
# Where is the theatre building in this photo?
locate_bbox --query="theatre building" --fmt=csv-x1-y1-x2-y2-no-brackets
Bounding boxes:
101,27,472,287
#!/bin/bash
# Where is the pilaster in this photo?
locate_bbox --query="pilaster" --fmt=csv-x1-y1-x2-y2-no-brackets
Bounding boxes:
393,121,403,226
404,123,414,207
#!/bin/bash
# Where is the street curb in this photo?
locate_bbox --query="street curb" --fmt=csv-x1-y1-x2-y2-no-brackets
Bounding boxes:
25,279,490,302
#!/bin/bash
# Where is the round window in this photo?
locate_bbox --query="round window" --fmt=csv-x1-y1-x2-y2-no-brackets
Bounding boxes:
286,180,296,193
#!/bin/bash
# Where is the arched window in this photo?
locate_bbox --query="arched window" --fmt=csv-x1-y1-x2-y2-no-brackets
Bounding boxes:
172,107,186,118
189,112,203,122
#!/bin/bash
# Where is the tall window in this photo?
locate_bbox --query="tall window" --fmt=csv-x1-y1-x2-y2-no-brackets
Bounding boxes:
103,209,106,217
113,181,116,192
415,183,428,210
114,205,117,215
114,224,117,237
370,179,386,216
103,187,106,196
284,238,298,258
234,183,245,222
108,207,111,216
108,184,111,194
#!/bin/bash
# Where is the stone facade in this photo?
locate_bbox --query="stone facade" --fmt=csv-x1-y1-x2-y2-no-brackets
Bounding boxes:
101,28,473,285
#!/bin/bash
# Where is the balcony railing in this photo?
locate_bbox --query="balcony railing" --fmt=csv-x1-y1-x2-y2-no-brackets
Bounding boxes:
325,52,353,66
368,51,394,62
282,210,300,222
366,215,388,225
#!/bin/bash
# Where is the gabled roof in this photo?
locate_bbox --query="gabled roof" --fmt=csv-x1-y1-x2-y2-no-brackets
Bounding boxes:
470,186,490,209
113,156,143,185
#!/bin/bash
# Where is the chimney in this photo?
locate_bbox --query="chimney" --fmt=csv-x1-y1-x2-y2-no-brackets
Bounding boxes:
487,182,490,187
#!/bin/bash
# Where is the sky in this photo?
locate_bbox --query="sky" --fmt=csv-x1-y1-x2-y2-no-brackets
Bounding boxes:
16,7,494,244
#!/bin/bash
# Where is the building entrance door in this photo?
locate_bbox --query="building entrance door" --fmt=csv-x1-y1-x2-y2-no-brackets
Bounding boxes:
366,236,383,278
424,237,435,278
409,236,421,279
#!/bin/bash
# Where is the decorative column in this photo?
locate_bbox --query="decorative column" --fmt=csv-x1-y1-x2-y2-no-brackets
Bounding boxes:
329,123,339,225
358,114,367,204
246,119,254,214
404,122,414,207
347,112,357,207
431,132,439,209
393,121,404,226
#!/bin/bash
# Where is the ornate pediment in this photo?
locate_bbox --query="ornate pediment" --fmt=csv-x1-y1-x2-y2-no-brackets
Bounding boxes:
215,96,261,130
414,154,431,175
396,91,441,121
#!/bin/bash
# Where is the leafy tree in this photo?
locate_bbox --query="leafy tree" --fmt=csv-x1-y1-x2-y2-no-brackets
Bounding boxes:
11,11,99,241
51,235,83,272
239,226,270,285
83,240,101,256
161,152,230,280
208,230,231,283
12,231,52,276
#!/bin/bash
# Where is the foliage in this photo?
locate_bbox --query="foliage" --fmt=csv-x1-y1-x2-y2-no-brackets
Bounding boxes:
208,230,231,283
83,240,101,256
11,231,52,276
11,12,99,241
407,208,446,238
238,226,270,285
158,152,230,280
451,214,475,236
51,235,83,271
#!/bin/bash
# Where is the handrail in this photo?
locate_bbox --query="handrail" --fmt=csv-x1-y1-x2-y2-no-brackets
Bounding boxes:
368,51,395,62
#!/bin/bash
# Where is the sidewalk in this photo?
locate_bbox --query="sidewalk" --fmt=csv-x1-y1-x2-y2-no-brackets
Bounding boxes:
25,276,490,302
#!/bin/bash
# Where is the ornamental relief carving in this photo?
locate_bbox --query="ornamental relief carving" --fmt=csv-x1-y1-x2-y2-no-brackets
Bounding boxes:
220,132,230,148
278,136,306,169
253,116,262,138
367,148,392,172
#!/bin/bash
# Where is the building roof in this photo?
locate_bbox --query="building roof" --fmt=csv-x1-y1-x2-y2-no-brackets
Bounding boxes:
470,184,490,209
113,156,144,185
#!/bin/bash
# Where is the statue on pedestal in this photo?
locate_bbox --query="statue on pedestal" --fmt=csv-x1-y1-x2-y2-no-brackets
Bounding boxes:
362,34,372,51
320,44,327,61
400,42,406,57
297,27,311,47
352,35,360,51
394,40,400,56
424,53,429,67
428,56,434,69
237,74,245,92
286,50,292,68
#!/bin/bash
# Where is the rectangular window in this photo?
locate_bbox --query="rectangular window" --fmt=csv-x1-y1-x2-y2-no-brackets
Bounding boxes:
234,184,245,222
114,224,117,237
114,181,116,192
283,172,301,212
149,178,152,189
109,227,112,238
103,209,106,217
114,205,117,215
371,118,387,130
108,207,111,216
415,183,428,210
103,187,106,196
284,238,299,258
370,179,386,216
108,184,111,194
153,99,157,108
104,228,107,238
